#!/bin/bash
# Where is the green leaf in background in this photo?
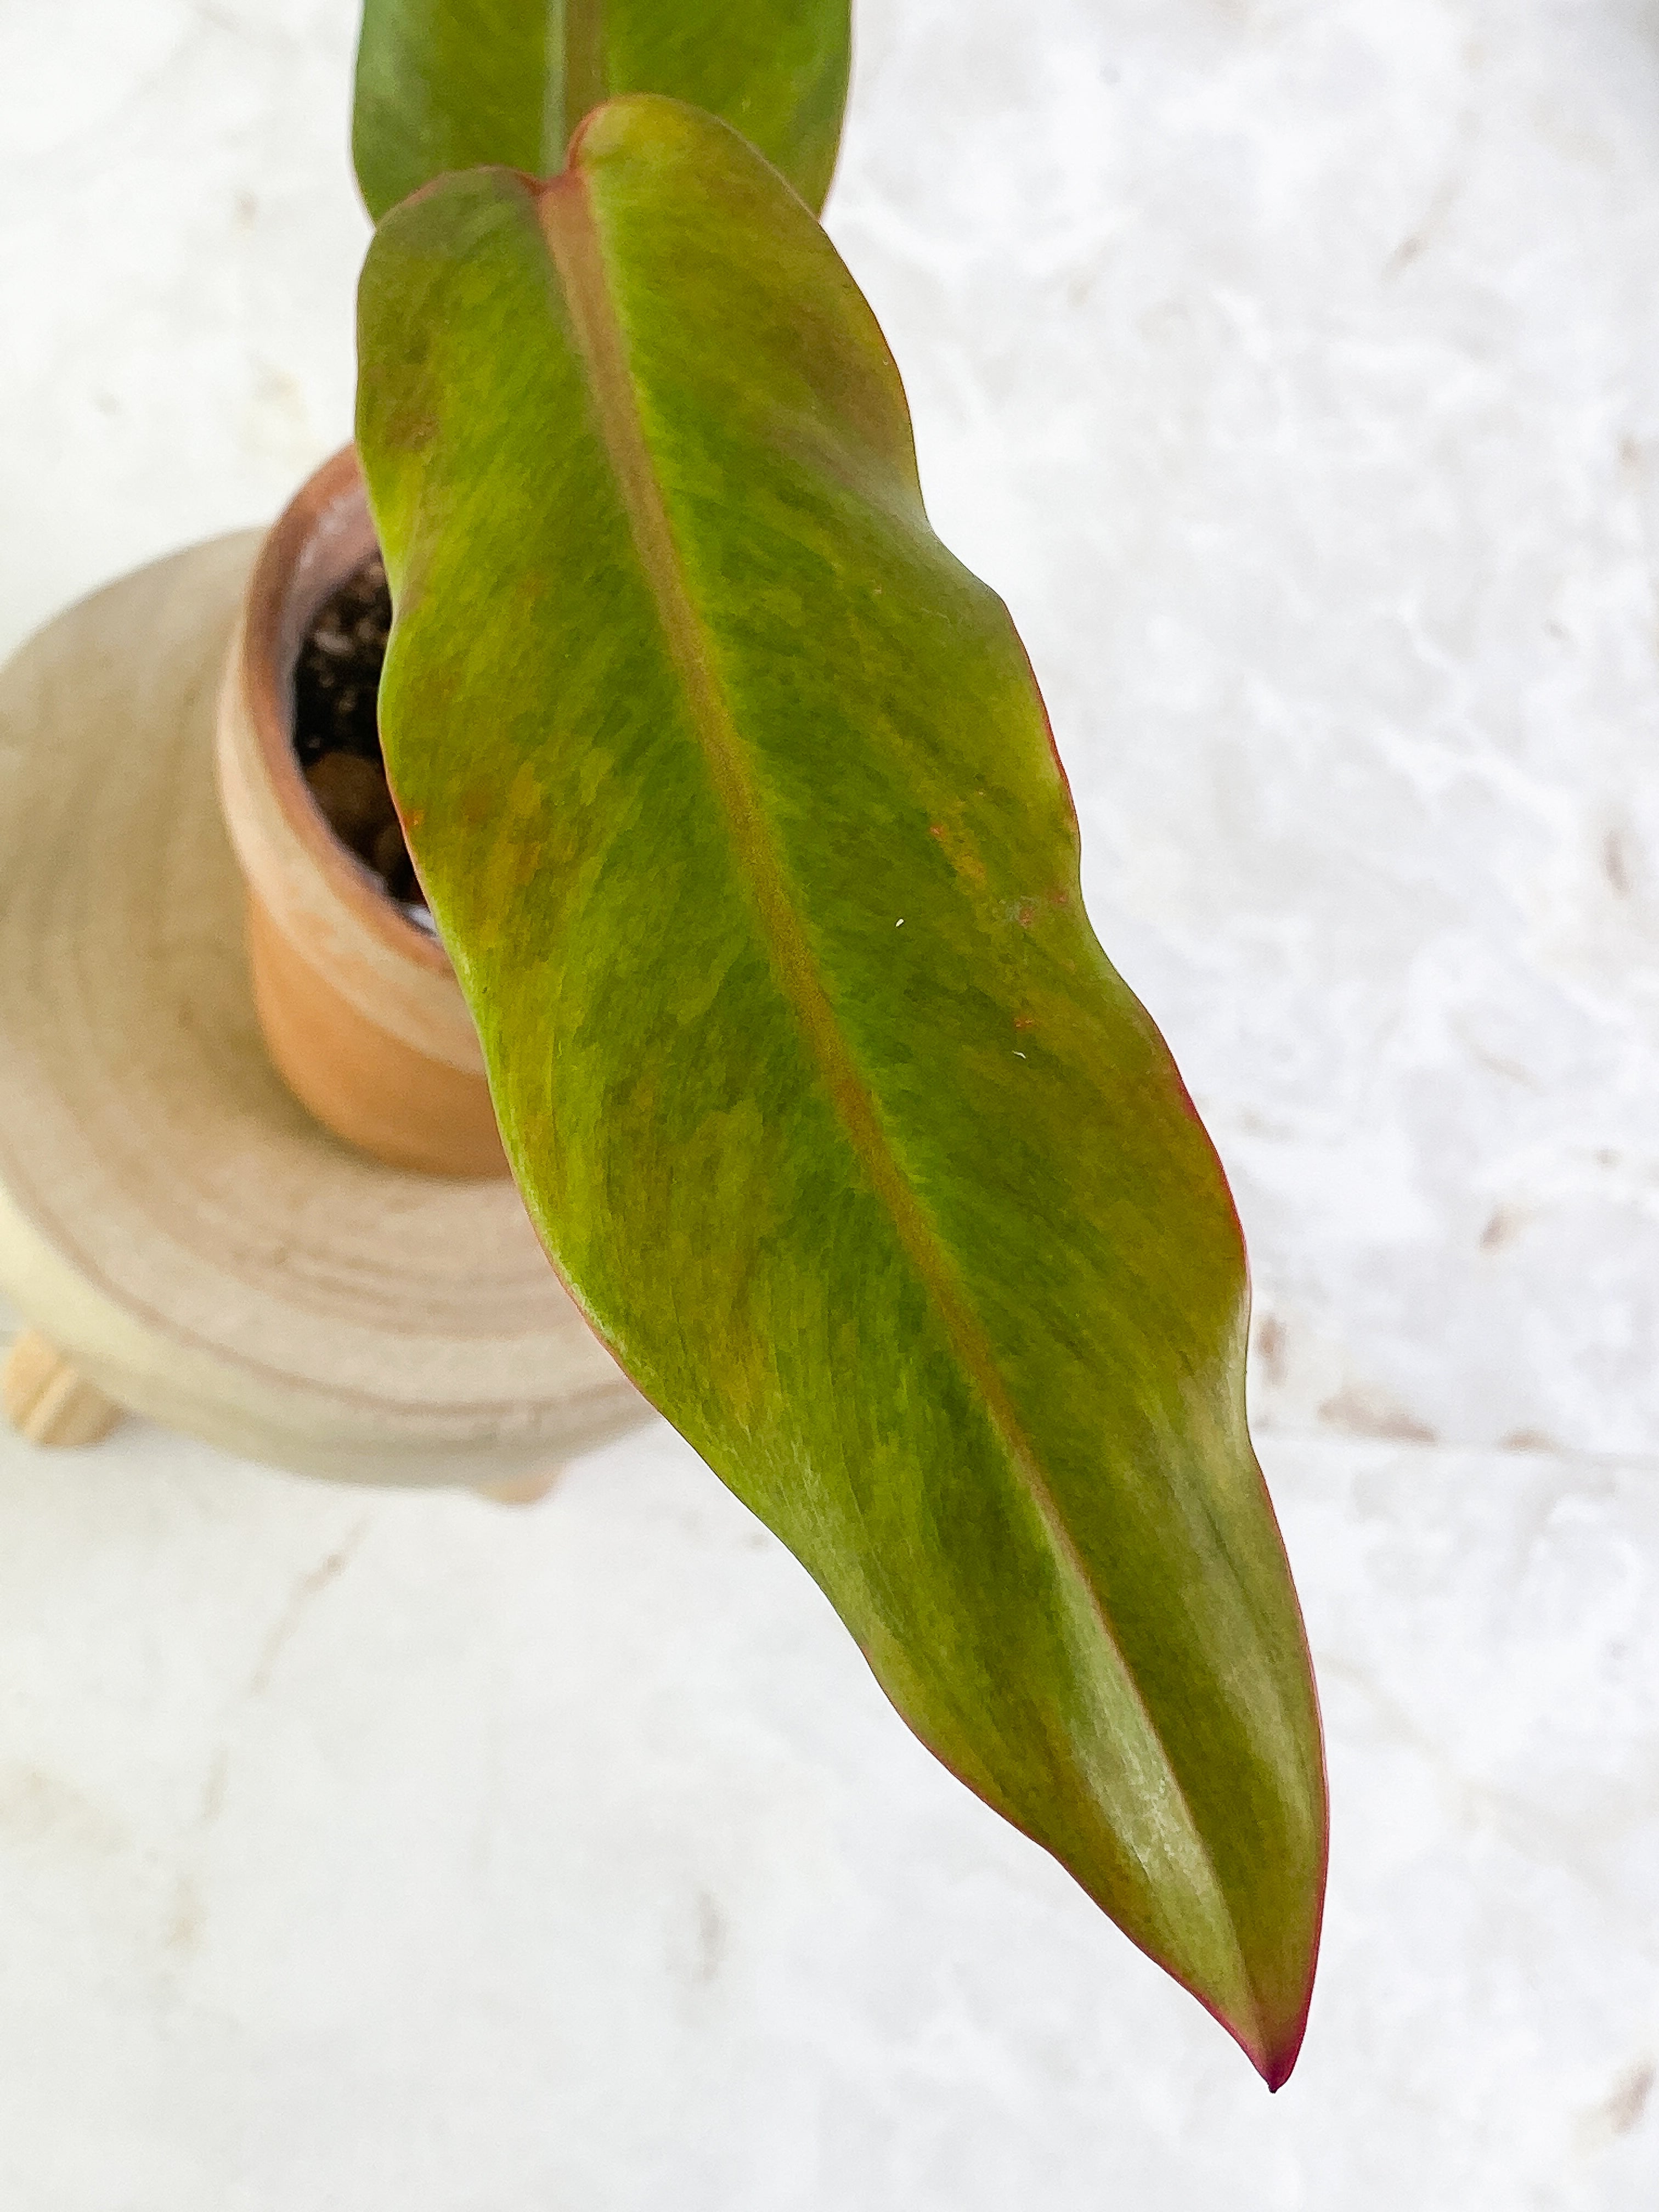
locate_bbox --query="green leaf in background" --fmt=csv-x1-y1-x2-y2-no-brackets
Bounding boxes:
357,95,1327,2086
352,0,851,220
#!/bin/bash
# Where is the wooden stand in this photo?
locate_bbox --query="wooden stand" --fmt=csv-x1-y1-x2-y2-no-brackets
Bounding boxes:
0,537,650,1493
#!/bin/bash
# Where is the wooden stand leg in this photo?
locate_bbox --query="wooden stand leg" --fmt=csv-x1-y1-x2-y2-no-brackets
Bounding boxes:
473,1466,562,1506
2,1330,124,1448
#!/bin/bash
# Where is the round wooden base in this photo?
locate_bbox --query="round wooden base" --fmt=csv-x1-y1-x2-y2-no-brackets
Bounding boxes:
0,537,648,1491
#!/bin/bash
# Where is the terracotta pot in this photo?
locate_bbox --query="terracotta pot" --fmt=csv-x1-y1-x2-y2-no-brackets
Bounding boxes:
216,445,509,1178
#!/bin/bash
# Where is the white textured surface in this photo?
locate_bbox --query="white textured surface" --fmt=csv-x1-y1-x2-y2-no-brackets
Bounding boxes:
3,1,1658,2202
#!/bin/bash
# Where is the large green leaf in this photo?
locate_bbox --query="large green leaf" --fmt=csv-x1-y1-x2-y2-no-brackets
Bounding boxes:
352,0,851,220
357,95,1327,2085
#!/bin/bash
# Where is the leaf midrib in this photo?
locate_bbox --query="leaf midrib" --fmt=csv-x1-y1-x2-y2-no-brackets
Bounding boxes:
558,1,608,155
533,162,1258,2047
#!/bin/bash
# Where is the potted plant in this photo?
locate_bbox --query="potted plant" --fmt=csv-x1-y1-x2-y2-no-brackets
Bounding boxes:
215,1,856,1178
179,0,1332,2088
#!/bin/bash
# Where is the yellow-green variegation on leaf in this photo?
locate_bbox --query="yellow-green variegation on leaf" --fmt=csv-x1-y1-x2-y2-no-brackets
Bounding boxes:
353,0,851,219
356,95,1328,2086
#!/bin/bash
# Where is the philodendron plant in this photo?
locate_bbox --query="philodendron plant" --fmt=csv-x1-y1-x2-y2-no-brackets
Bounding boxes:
346,1,1327,2086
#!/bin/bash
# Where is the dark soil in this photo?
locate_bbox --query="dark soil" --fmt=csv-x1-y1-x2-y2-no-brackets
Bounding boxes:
291,553,432,927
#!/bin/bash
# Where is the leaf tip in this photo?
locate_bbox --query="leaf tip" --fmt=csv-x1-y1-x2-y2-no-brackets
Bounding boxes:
1259,2013,1311,2094
1237,1932,1320,2092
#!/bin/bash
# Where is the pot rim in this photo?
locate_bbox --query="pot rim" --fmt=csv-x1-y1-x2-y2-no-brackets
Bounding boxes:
239,443,451,977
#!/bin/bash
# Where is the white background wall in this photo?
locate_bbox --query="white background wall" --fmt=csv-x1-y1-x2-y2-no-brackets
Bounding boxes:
2,3,1657,2204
